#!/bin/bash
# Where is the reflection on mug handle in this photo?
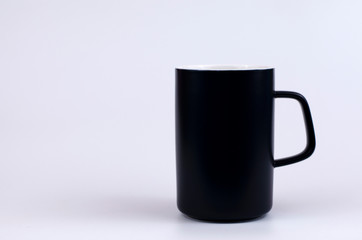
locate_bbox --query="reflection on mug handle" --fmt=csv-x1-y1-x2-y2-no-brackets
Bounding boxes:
273,91,316,167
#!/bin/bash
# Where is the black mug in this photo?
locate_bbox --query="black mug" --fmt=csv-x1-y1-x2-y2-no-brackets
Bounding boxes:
175,65,316,222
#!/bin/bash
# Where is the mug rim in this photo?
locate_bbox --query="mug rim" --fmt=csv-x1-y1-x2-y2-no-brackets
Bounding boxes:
176,64,274,71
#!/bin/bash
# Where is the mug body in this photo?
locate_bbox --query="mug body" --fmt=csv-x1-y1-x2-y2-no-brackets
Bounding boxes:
176,65,275,221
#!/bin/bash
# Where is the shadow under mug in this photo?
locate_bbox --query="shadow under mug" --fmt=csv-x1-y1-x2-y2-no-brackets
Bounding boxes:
175,65,316,222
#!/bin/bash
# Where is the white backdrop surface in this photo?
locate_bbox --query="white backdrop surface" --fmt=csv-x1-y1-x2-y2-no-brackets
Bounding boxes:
0,0,361,239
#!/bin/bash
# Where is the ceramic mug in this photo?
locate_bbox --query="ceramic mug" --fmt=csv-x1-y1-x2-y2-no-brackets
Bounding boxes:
175,65,316,221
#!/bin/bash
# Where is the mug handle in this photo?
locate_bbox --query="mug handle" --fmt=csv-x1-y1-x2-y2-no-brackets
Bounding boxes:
273,91,316,167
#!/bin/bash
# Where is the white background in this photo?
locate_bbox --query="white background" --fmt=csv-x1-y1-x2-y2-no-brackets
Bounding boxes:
1,0,362,239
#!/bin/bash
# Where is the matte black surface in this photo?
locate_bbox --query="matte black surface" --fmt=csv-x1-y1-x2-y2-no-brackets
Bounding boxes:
175,68,316,221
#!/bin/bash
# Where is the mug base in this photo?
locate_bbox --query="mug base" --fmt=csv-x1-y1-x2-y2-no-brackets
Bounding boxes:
181,212,268,223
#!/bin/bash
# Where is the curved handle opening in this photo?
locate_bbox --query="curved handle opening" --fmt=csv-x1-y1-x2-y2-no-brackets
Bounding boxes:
274,91,316,167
